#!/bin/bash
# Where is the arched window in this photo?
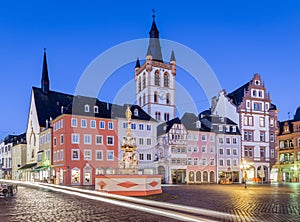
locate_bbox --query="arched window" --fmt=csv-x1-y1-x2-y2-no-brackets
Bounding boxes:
142,73,146,89
166,93,170,105
164,72,169,87
138,76,141,92
203,171,208,182
189,171,195,182
164,113,170,121
139,96,141,106
155,111,161,121
196,171,201,182
154,91,158,103
209,171,215,183
155,70,160,86
84,104,90,112
143,93,146,105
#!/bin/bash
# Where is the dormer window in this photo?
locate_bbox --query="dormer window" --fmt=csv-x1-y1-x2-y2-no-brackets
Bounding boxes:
134,108,139,116
94,106,99,113
84,104,90,112
219,125,223,132
226,125,230,132
196,120,201,129
283,122,290,134
232,126,236,132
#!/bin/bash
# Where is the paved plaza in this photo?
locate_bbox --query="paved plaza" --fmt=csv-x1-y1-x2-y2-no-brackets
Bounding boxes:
153,183,300,221
1,182,300,221
0,184,179,222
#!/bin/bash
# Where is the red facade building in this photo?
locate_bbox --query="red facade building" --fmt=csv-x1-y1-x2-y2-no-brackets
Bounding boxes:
52,104,119,186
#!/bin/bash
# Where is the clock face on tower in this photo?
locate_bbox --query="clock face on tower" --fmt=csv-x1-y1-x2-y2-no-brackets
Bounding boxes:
158,91,166,100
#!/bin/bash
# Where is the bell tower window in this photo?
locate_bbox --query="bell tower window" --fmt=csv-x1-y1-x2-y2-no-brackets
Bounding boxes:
166,93,170,105
155,111,161,121
164,72,169,87
143,73,146,89
138,76,141,92
155,70,160,86
154,91,158,103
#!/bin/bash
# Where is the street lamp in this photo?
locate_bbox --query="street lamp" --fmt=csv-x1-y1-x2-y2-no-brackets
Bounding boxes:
240,160,250,188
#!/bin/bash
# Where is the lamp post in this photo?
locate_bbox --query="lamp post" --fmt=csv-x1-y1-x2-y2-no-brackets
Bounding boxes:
240,160,249,189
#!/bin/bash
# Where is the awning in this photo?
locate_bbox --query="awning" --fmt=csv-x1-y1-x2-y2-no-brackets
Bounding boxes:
31,166,48,172
18,163,37,170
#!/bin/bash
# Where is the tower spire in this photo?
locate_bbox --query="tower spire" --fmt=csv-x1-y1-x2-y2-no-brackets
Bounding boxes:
135,57,141,68
41,48,50,94
146,9,163,62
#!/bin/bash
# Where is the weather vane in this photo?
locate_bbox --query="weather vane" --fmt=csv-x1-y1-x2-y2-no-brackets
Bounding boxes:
152,8,155,20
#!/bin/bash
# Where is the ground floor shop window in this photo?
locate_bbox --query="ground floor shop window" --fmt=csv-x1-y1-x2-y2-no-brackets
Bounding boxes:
84,172,91,184
71,168,80,185
196,171,201,182
203,171,208,182
189,171,194,182
210,171,215,183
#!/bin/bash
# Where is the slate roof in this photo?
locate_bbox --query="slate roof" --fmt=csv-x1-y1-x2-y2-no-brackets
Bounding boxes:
269,103,277,111
200,115,241,135
294,106,300,121
33,87,74,127
278,106,300,135
227,82,277,111
157,117,181,136
1,133,26,145
33,87,155,128
278,121,293,135
181,113,210,132
113,104,156,122
147,19,163,62
170,50,176,62
227,82,249,106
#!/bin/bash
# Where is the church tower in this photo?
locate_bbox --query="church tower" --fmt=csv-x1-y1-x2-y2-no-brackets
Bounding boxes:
135,12,176,122
41,48,50,94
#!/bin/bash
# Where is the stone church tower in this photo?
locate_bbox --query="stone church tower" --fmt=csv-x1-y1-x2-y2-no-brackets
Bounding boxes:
135,13,176,122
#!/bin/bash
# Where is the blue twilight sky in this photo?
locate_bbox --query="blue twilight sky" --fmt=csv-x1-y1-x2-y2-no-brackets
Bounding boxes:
0,0,300,139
